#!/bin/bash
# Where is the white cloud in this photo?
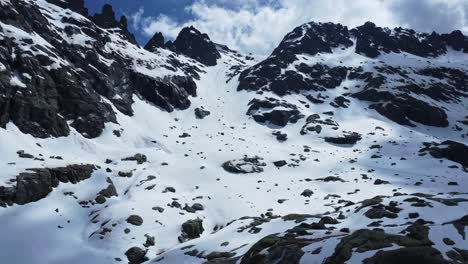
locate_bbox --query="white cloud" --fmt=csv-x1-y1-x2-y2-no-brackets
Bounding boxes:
135,0,468,55
129,7,144,30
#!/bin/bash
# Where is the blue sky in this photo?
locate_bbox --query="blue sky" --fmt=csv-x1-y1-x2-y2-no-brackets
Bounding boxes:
84,0,195,44
84,0,468,55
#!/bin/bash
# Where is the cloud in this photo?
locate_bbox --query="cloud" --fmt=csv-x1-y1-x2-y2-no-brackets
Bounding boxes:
136,0,468,55
129,7,145,31
390,0,468,33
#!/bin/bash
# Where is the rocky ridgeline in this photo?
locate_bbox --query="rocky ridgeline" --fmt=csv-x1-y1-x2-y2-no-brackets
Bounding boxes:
0,0,221,139
145,26,221,66
238,21,468,128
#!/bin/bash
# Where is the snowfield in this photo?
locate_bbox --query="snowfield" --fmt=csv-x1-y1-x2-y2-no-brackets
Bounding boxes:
1,51,467,263
0,1,467,264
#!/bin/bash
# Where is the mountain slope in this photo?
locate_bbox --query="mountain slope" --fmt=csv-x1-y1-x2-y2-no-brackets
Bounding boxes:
0,1,467,264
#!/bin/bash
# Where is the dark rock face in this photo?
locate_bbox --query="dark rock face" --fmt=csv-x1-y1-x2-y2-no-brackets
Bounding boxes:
351,22,468,58
237,21,467,128
420,141,468,167
324,223,434,264
131,74,197,112
0,1,199,138
15,169,55,205
0,164,96,206
90,4,137,44
144,32,165,52
247,98,304,127
179,219,204,242
173,26,221,66
238,22,352,96
363,247,449,264
273,22,353,57
240,234,307,264
352,88,449,127
239,61,348,96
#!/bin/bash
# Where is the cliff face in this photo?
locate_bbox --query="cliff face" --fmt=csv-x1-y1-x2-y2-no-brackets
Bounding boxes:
0,0,203,138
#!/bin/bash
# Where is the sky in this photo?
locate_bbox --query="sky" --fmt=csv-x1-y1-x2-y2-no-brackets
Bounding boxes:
85,0,468,55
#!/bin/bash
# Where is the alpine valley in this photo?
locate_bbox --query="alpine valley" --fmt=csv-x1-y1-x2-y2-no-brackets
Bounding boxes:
0,0,467,263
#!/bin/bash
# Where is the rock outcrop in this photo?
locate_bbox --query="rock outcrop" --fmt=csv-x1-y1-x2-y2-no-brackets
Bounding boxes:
0,164,96,206
0,0,200,138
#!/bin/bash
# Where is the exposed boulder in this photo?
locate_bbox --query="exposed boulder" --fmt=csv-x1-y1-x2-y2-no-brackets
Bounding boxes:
195,107,211,119
272,131,288,142
179,218,204,242
273,160,287,168
125,247,148,264
122,153,147,164
300,114,338,135
222,156,267,174
301,189,314,197
126,215,144,226
247,98,304,127
324,132,362,145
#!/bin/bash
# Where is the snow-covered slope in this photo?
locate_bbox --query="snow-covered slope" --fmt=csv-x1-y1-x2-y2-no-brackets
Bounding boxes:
0,1,467,264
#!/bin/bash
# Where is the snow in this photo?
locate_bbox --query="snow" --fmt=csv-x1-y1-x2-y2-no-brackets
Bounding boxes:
9,74,27,88
0,1,467,263
1,48,467,263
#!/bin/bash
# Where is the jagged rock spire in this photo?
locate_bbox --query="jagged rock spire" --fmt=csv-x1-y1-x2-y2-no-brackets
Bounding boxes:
144,32,165,52
173,26,221,66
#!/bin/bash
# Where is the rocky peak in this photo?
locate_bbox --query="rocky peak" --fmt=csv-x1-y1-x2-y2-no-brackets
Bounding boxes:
91,4,118,29
173,26,221,66
351,21,468,58
0,0,199,139
91,4,138,45
46,0,88,16
144,32,165,52
272,22,353,58
440,30,468,52
119,15,129,31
